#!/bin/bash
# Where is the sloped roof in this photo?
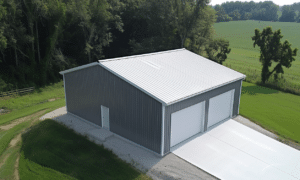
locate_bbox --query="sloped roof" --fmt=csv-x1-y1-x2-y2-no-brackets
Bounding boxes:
60,48,246,106
98,48,246,105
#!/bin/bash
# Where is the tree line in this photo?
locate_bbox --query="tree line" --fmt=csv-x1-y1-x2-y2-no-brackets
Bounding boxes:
0,0,233,92
213,1,300,23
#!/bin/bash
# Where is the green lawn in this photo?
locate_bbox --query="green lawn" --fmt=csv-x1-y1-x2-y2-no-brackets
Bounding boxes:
240,81,300,143
19,120,151,180
0,81,65,112
213,20,300,93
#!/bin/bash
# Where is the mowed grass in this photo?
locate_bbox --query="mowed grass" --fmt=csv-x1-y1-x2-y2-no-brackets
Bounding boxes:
19,120,151,180
0,80,65,111
213,20,300,93
239,81,300,143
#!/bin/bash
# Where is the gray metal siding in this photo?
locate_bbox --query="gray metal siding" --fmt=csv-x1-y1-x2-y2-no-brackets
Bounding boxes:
163,80,243,154
64,65,162,154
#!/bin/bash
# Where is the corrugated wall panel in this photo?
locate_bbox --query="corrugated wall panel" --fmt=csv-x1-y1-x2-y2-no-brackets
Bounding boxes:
164,80,242,154
64,66,102,126
64,64,162,154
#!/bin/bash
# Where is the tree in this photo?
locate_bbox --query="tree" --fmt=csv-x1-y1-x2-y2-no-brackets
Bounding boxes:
251,26,298,84
214,5,232,22
171,0,210,48
0,0,7,52
291,2,300,12
220,1,278,21
204,38,231,65
241,12,252,20
126,0,181,55
279,5,296,22
251,8,266,21
128,0,216,55
259,1,278,21
229,9,241,21
187,5,217,55
296,13,300,23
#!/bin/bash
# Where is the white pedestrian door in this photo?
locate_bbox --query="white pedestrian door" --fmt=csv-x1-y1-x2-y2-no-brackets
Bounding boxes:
101,105,110,130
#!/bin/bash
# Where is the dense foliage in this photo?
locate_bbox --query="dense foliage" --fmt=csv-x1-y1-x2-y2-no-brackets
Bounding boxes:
0,0,232,92
214,1,292,22
279,5,297,22
213,1,279,22
213,1,300,22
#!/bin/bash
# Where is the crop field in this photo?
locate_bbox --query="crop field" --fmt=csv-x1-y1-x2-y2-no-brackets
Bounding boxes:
213,20,300,92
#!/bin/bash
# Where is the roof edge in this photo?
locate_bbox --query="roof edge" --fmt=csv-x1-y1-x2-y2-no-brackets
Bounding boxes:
166,76,246,106
98,48,186,63
97,63,168,106
188,50,247,78
59,62,99,75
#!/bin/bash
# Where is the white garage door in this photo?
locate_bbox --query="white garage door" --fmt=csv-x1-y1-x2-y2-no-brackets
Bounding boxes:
171,102,205,147
207,89,234,128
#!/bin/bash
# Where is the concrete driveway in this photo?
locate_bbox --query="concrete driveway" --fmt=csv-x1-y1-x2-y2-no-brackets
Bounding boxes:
172,119,300,180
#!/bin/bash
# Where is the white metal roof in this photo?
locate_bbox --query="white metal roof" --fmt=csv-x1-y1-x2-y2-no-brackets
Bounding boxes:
98,48,246,106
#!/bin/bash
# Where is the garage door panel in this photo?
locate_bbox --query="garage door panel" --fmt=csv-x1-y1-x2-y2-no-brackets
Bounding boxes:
207,90,234,128
171,102,204,147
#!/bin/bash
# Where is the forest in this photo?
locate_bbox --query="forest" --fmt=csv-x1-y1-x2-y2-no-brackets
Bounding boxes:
0,0,299,92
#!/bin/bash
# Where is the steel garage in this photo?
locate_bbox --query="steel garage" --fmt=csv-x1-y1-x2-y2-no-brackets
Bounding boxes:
59,48,246,157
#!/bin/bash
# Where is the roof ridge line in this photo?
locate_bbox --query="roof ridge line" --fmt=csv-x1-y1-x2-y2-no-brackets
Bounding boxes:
98,48,186,63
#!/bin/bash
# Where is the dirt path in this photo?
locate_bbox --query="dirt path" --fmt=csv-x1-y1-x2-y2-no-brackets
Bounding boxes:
9,134,22,148
0,109,47,131
0,154,10,169
14,154,20,180
0,109,49,180
0,133,22,179
0,133,22,169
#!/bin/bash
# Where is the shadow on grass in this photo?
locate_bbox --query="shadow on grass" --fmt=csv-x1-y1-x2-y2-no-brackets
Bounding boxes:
241,85,279,95
20,120,149,180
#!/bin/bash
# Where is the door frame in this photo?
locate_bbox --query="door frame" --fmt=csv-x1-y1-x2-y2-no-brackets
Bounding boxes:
101,105,110,130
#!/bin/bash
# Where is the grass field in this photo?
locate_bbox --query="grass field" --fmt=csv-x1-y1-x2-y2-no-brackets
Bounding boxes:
213,20,300,94
240,81,300,143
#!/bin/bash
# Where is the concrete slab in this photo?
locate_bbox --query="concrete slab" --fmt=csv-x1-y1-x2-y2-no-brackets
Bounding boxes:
86,128,113,142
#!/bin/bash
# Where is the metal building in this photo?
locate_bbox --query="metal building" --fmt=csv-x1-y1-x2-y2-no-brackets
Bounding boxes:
59,48,246,157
